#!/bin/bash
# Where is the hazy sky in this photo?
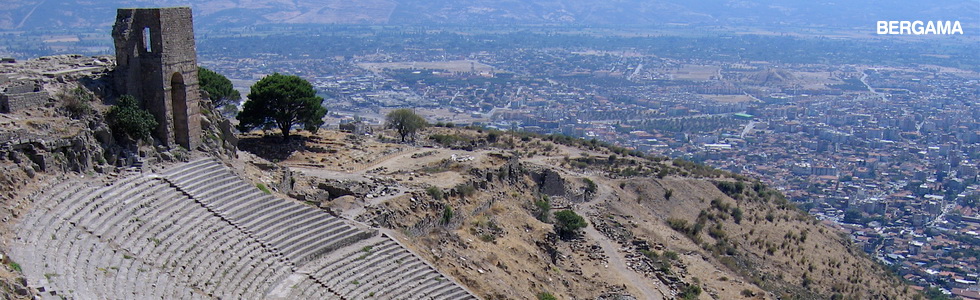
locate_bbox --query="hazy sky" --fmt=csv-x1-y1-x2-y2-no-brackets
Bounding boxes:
0,0,977,36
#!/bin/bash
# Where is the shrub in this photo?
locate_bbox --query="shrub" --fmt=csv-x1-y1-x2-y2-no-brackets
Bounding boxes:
667,218,690,233
441,206,454,225
455,183,476,198
708,224,726,240
710,198,731,212
533,198,551,222
426,186,444,200
536,292,557,300
639,249,658,260
430,134,470,147
60,86,94,119
678,284,702,300
256,183,271,194
801,273,813,288
741,289,756,297
554,210,587,239
486,131,500,143
107,95,158,143
8,262,21,272
714,181,746,197
732,207,743,224
479,234,495,242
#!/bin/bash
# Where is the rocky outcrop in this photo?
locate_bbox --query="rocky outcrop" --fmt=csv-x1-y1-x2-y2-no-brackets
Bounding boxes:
194,94,238,158
0,251,33,299
0,273,33,300
1,130,105,174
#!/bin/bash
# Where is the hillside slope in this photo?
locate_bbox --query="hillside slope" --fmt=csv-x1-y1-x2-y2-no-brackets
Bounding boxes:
252,127,915,299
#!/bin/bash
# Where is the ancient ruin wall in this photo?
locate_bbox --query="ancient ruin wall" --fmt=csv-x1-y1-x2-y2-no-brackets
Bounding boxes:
0,92,49,113
0,81,49,113
112,7,201,149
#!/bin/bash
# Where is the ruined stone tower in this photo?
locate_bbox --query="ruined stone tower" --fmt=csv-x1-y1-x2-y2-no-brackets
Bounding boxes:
112,7,201,149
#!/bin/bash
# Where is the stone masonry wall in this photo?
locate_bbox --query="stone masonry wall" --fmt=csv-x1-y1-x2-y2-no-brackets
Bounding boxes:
0,81,49,113
0,92,50,113
113,7,201,149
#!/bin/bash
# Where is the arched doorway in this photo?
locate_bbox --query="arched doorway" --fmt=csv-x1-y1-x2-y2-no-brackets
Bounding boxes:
171,72,190,148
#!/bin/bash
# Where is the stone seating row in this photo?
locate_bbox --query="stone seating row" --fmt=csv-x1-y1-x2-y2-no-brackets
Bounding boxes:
306,235,478,299
164,159,478,299
163,159,376,265
13,209,204,299
12,173,297,299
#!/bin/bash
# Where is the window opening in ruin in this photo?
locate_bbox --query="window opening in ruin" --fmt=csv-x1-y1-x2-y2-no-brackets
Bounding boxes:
143,27,152,52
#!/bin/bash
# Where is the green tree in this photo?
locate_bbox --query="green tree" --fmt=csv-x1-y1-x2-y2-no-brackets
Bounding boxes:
236,73,326,140
106,95,158,144
923,287,952,300
385,108,428,142
554,209,587,239
198,67,241,107
843,210,864,224
533,198,552,223
582,178,597,195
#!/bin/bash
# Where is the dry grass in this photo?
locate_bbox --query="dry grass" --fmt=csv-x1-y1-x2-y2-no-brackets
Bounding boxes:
610,176,913,300
258,128,916,299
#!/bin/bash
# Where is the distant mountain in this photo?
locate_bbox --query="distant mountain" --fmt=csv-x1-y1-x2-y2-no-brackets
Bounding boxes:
386,0,978,29
1,0,976,31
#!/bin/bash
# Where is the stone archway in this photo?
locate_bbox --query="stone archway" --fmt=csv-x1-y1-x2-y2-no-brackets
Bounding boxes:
171,72,190,148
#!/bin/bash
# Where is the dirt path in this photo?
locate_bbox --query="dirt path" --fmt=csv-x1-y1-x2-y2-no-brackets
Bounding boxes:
579,183,667,299
349,147,414,173
287,147,427,180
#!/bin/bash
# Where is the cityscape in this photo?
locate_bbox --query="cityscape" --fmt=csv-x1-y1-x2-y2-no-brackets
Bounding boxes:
194,27,980,296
